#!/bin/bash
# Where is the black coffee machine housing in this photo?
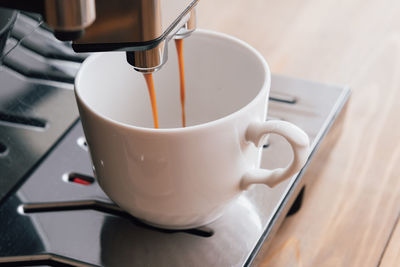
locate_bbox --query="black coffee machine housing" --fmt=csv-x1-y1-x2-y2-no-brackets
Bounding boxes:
0,0,198,72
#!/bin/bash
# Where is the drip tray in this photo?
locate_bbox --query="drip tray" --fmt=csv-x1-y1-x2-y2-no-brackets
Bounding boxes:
0,75,350,267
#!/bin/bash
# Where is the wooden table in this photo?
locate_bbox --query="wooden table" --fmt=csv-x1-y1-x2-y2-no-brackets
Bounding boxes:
198,0,400,266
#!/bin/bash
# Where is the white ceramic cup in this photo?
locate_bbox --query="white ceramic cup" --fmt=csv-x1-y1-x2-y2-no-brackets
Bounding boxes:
75,29,310,229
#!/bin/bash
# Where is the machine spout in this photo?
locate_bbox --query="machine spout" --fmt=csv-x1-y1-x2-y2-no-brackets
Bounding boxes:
125,41,167,73
175,9,197,39
125,7,197,72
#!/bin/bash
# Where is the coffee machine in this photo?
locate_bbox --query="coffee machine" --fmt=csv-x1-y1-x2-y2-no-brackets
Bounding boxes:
0,0,198,72
0,1,350,266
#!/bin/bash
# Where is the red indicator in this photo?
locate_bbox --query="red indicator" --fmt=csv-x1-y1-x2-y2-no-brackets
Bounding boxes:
72,177,92,185
68,173,95,185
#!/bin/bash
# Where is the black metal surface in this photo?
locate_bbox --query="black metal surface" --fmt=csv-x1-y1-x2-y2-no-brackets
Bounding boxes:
0,1,45,18
0,141,7,155
0,253,98,267
0,7,17,63
245,83,351,267
0,83,350,266
0,195,44,257
22,199,214,237
286,186,305,216
3,39,78,83
0,12,82,204
10,15,87,62
0,111,47,128
0,123,219,266
54,29,85,42
0,68,79,204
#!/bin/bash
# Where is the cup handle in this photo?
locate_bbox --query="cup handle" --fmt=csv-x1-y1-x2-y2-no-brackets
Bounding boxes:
240,120,310,189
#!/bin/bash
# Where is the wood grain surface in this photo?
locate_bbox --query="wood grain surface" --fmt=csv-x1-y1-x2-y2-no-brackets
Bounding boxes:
197,0,400,266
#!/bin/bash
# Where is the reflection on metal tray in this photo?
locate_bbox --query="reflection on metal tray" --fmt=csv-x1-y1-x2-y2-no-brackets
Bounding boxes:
0,13,350,267
0,82,349,266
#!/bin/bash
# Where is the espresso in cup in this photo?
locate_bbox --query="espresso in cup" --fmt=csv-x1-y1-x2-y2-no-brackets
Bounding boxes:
74,30,310,229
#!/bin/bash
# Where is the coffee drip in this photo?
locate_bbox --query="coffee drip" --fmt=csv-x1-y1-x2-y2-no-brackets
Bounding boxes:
175,39,186,128
143,40,187,129
143,73,159,128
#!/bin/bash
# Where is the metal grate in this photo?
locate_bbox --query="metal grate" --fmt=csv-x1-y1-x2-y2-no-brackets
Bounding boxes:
0,13,83,204
0,75,349,266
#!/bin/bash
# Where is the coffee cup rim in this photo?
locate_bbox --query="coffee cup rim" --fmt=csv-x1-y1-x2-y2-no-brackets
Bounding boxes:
75,29,271,134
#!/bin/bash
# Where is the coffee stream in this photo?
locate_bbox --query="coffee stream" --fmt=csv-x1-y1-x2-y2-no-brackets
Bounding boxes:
175,39,186,127
143,73,159,128
142,40,186,128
